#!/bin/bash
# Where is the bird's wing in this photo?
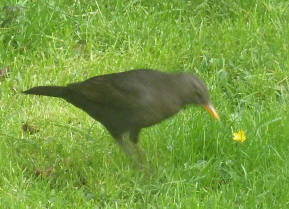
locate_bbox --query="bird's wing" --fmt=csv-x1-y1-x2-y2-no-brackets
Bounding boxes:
67,74,151,109
66,71,183,127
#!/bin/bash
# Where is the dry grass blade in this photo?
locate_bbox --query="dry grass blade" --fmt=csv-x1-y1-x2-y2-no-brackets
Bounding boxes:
22,122,39,135
0,66,9,79
34,166,55,178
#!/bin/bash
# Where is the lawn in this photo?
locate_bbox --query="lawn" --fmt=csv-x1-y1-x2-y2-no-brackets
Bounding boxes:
0,0,289,208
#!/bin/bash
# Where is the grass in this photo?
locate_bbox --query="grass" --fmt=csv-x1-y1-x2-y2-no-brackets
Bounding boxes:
1,0,289,208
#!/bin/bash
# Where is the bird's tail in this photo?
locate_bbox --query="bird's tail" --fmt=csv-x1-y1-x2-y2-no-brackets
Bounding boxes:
22,86,68,98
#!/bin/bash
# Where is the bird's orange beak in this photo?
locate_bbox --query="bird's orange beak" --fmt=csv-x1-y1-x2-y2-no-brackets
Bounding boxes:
202,104,220,121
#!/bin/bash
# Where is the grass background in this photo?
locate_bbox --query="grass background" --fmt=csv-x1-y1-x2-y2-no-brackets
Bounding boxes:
1,0,289,208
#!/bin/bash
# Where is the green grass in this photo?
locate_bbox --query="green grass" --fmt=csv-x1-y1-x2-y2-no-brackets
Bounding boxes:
1,0,289,208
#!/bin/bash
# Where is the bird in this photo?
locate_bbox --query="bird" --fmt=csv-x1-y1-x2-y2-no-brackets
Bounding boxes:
23,69,219,165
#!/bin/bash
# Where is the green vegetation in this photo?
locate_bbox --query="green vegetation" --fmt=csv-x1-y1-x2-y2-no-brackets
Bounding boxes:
1,0,289,208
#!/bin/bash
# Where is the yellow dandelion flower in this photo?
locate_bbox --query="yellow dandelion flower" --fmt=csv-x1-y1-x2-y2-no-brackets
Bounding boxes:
232,130,246,142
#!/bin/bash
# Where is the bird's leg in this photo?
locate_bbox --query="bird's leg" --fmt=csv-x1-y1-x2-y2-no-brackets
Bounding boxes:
116,132,134,157
129,129,145,162
129,129,151,170
115,130,148,169
116,132,142,167
129,128,140,144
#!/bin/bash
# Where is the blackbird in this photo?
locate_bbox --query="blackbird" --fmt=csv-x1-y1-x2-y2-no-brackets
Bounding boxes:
23,69,219,163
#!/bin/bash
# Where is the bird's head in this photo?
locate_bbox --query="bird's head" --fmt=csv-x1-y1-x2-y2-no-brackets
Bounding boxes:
180,73,219,121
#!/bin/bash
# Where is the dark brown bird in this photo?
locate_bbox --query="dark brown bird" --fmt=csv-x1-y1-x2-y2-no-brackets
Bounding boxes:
23,69,219,163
